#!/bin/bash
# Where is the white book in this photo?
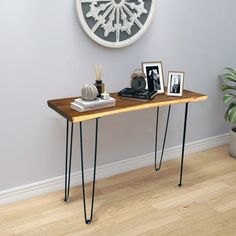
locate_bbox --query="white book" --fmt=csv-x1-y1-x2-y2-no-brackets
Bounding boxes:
71,102,115,112
73,97,116,108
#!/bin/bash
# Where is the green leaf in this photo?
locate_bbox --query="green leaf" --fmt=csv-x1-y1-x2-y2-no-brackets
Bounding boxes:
225,68,236,75
228,102,236,109
227,105,236,123
225,103,236,122
223,94,236,104
220,74,236,83
223,78,236,83
224,110,229,121
221,73,236,77
221,85,236,91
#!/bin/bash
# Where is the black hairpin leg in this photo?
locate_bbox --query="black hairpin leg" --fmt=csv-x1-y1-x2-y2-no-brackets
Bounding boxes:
64,120,74,202
178,103,189,187
155,105,171,171
80,118,99,224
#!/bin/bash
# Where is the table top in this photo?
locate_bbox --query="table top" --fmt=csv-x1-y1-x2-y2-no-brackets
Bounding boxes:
47,90,208,123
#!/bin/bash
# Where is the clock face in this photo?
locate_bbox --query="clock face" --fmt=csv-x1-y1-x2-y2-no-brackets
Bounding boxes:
76,0,156,48
131,76,146,91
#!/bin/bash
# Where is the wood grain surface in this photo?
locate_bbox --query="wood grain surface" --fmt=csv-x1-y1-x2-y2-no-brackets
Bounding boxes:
1,146,236,236
48,90,208,122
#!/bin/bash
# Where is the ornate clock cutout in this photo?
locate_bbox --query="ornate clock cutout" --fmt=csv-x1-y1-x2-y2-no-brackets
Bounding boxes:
76,0,156,48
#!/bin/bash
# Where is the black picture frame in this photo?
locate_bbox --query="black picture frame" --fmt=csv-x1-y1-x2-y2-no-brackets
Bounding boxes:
167,71,185,97
142,61,165,94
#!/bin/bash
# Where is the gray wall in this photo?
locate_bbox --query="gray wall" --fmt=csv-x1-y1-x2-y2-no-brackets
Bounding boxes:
0,0,235,191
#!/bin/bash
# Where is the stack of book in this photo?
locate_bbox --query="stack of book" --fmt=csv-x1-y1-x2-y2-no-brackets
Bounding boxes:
71,97,116,112
118,88,158,102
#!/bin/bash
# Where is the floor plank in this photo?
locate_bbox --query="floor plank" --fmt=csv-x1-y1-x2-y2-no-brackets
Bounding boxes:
1,145,236,236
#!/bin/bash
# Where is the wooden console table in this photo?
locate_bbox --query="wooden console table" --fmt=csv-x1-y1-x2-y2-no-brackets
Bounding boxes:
48,90,207,224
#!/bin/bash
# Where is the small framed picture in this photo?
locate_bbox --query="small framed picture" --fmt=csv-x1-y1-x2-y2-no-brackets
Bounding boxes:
142,61,165,94
167,71,184,97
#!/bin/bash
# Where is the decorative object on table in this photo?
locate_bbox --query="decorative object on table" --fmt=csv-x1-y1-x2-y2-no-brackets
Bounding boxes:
167,71,184,97
94,65,104,97
118,67,157,102
118,88,157,102
81,84,98,101
142,61,165,94
219,67,236,157
130,69,147,91
100,92,110,100
71,96,116,112
76,0,156,48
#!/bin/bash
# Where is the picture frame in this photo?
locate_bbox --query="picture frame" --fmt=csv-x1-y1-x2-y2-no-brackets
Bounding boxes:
142,61,165,94
167,71,185,97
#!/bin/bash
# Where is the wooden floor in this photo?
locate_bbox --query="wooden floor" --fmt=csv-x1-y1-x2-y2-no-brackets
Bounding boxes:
1,145,236,236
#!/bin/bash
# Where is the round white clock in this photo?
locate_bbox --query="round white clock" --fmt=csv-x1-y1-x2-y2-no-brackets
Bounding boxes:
76,0,156,48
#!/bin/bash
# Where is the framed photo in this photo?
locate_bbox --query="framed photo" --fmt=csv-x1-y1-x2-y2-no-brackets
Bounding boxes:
167,71,185,97
142,61,165,94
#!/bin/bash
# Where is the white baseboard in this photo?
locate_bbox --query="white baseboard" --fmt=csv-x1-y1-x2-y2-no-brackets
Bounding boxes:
0,133,229,205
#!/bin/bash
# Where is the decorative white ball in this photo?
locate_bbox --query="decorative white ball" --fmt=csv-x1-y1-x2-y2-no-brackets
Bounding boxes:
81,84,98,101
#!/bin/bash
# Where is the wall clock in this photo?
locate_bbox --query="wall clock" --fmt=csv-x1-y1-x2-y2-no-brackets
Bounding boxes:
76,0,156,48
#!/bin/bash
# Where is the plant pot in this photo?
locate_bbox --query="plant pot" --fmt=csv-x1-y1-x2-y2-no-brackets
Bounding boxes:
229,127,236,158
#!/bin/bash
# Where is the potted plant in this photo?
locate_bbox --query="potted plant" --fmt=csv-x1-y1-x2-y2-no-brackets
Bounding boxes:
220,67,236,157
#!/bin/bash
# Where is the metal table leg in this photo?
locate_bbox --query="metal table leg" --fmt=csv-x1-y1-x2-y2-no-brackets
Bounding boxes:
64,120,74,202
154,106,171,171
80,118,99,224
178,103,189,187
